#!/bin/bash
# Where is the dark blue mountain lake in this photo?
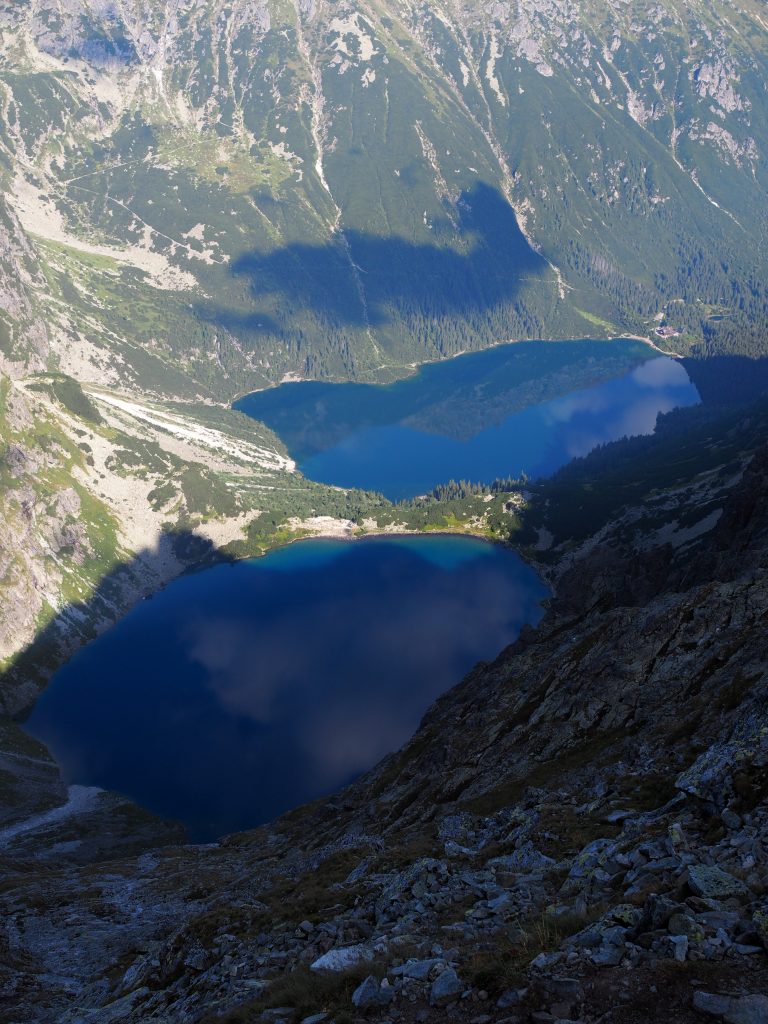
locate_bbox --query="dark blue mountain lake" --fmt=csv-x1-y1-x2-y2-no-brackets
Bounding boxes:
27,341,700,844
236,340,700,500
26,536,548,841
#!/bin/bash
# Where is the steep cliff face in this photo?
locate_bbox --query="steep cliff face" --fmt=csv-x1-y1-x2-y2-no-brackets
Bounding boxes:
0,371,298,717
351,441,768,833
0,196,49,375
1,417,766,1023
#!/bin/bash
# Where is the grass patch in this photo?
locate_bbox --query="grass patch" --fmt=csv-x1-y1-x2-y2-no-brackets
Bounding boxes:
260,849,365,926
461,727,629,817
466,904,606,996
28,373,103,424
201,961,385,1023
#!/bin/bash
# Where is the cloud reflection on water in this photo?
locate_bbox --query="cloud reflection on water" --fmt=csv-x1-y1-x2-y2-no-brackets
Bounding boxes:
29,538,549,840
299,357,700,499
184,553,536,792
631,356,690,388
542,358,697,460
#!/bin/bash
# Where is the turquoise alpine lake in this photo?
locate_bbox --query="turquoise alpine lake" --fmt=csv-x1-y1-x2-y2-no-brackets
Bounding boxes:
26,536,548,841
235,340,700,500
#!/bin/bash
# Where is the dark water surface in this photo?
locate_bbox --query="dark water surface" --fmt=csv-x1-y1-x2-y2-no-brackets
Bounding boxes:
27,537,547,841
29,342,699,841
236,341,700,500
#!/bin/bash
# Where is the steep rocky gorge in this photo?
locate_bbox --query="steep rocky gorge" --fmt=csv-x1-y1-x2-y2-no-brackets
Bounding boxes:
1,418,767,1023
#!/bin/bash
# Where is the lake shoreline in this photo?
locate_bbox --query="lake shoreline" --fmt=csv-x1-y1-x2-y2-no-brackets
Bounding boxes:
14,340,698,717
28,533,548,840
229,333,669,402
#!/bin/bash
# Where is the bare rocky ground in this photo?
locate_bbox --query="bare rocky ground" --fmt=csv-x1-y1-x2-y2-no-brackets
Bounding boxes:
1,445,767,1024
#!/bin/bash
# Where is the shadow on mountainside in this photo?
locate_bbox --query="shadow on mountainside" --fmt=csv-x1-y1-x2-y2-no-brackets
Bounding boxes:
682,354,768,407
0,529,231,854
0,529,223,722
198,182,549,349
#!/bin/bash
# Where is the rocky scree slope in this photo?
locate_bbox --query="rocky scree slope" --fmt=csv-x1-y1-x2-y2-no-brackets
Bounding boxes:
2,432,768,1023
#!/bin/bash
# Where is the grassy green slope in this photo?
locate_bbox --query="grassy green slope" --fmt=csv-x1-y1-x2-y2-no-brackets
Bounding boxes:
4,0,766,406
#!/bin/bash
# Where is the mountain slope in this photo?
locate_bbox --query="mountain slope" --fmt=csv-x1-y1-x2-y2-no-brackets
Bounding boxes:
2,398,767,1023
0,2,766,691
1,6,768,1015
1,0,768,398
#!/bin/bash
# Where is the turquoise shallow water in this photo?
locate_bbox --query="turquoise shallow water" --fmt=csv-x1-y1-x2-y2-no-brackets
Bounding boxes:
27,536,548,841
235,342,700,500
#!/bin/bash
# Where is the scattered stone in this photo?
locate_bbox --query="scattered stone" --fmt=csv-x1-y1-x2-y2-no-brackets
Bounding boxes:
645,895,681,930
753,905,768,949
590,944,624,967
688,865,750,900
608,904,643,927
430,967,464,1007
668,913,704,941
445,840,476,858
693,991,768,1024
489,842,555,873
603,809,636,823
391,958,442,980
352,975,394,1009
530,951,565,970
311,945,371,972
721,809,742,830
540,974,582,1015
667,934,689,962
497,988,527,1009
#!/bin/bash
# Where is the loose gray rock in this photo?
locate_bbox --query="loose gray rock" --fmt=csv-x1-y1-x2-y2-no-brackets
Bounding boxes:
488,842,555,873
497,988,527,1009
693,991,768,1024
688,865,749,899
667,934,688,962
352,975,393,1009
391,958,442,980
311,945,370,972
590,944,624,967
430,967,464,1007
721,808,742,830
668,912,705,940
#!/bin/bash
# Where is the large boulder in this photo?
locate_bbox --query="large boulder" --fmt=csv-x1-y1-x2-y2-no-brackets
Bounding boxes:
430,967,464,1007
311,945,370,972
693,991,768,1024
687,865,750,900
